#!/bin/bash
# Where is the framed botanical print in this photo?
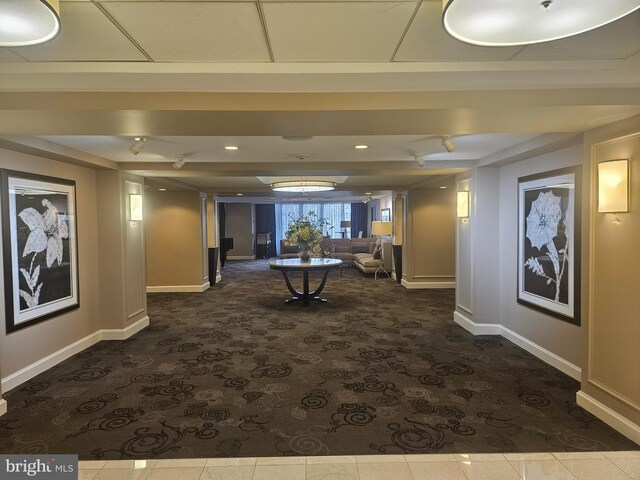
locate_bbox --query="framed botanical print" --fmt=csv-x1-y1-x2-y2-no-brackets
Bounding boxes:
381,208,391,222
1,170,79,333
517,167,581,325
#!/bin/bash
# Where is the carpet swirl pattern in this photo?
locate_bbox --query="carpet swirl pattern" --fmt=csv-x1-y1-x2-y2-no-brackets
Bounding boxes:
0,260,635,459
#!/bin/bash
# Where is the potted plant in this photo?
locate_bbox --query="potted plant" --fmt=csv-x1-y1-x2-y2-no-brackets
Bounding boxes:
284,211,328,262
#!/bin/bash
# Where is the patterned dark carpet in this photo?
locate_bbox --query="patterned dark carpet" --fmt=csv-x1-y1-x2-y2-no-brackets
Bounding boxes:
0,260,636,459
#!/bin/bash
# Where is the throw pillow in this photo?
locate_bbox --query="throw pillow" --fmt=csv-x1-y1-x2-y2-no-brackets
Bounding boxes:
281,244,299,254
369,242,376,254
335,246,351,254
373,243,382,260
351,245,369,254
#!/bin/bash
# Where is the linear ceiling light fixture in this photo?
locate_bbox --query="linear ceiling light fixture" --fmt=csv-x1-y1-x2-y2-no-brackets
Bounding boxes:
0,0,61,47
270,180,336,193
129,137,146,155
442,0,640,46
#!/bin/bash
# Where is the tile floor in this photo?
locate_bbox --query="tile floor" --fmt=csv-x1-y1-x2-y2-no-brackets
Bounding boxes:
78,451,640,480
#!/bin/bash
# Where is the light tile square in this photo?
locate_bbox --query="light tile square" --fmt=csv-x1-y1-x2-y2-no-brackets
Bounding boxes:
405,454,457,462
80,470,101,480
307,464,359,480
408,461,467,480
455,453,506,462
146,467,204,480
199,465,254,480
559,459,632,480
80,461,107,470
255,457,306,465
306,456,357,464
610,458,640,479
508,459,577,480
459,460,520,480
356,455,407,463
103,461,156,470
253,464,306,480
205,458,257,467
94,469,152,480
503,453,556,461
154,459,207,468
554,452,606,460
605,453,640,460
356,462,413,480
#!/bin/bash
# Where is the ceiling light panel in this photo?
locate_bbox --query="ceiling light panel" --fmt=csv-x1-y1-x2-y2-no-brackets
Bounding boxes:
395,2,520,61
101,2,271,62
14,2,147,61
262,2,417,62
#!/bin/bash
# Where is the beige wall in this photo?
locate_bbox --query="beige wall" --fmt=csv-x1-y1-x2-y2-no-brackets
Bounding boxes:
225,203,254,258
403,188,456,287
145,191,208,289
581,117,640,435
0,149,147,395
0,149,100,382
498,144,583,366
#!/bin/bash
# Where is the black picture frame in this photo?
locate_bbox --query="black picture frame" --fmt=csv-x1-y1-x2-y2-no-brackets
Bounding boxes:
1,170,80,333
517,166,581,325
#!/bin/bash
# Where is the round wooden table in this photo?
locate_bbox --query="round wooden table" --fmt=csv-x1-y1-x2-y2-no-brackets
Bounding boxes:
269,258,343,305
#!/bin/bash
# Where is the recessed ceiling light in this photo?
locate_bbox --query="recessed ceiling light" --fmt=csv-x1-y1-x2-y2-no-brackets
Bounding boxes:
355,145,368,150
225,146,239,151
440,186,448,189
236,193,244,196
158,188,167,191
365,192,372,195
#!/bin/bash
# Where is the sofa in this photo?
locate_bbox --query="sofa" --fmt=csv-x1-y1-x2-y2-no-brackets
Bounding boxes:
279,238,387,274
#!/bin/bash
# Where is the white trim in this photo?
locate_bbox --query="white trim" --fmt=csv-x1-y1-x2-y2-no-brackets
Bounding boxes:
391,272,397,281
453,311,581,381
453,311,500,335
401,279,456,289
102,316,149,341
0,399,7,417
577,391,640,445
1,317,150,392
215,274,222,284
146,282,210,293
227,256,255,260
499,324,581,381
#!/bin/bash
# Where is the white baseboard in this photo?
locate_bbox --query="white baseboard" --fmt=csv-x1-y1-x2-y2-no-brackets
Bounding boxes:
401,279,456,289
1,316,150,393
215,274,222,284
102,316,149,341
227,256,255,260
453,311,581,381
0,399,7,417
577,391,640,445
146,282,210,293
453,311,500,335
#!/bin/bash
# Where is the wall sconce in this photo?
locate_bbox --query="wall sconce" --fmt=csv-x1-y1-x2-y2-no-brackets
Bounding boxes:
129,194,143,221
598,159,629,214
457,191,470,220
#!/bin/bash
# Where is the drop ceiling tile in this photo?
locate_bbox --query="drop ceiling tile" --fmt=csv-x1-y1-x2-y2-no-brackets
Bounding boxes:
16,2,147,61
394,2,520,62
514,10,640,61
101,2,271,62
0,49,26,62
263,2,418,62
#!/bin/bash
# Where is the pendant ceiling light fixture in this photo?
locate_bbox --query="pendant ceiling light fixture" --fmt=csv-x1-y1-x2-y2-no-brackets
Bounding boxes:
271,180,336,193
442,0,640,46
0,0,61,47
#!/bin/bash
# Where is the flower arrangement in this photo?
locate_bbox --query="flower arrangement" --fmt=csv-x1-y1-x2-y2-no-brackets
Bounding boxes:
284,211,329,261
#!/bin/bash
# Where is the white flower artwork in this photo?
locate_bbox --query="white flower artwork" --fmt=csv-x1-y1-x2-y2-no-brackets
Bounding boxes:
18,199,70,307
517,168,580,325
2,171,79,333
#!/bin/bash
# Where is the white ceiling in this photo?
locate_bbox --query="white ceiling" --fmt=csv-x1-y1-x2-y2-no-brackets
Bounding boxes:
0,2,638,195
